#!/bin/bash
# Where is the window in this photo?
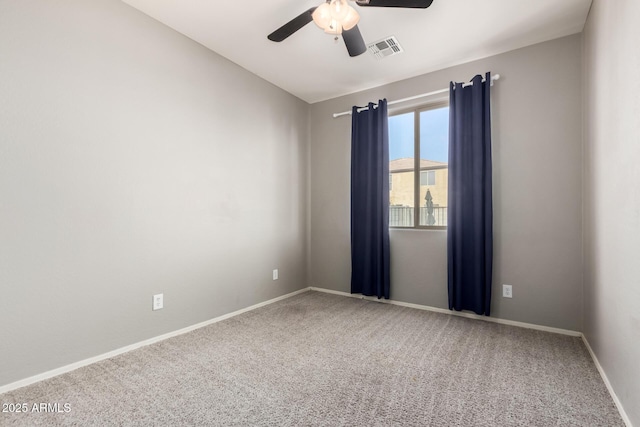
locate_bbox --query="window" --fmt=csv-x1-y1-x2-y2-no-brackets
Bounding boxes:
388,102,449,228
420,170,435,186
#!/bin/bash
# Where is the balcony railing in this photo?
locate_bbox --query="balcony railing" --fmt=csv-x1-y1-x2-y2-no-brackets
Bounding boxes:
389,206,448,227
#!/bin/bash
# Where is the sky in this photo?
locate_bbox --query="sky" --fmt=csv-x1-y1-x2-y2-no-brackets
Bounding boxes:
389,107,449,162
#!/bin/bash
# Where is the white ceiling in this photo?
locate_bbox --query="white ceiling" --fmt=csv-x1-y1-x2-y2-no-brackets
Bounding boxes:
121,0,592,104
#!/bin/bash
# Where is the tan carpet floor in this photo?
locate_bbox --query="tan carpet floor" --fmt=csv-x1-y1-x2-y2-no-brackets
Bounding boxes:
0,291,624,426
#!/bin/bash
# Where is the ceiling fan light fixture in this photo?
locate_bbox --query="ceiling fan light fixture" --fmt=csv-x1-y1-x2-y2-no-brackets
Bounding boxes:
324,19,343,35
329,0,349,21
312,3,332,29
315,0,359,34
341,6,360,30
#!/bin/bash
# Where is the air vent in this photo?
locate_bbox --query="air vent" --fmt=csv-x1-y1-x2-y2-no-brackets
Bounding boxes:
367,36,404,60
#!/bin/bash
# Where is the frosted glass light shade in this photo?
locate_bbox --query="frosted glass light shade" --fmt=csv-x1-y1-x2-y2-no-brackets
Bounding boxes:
329,0,349,21
312,1,359,34
324,19,343,35
312,3,332,29
341,6,360,30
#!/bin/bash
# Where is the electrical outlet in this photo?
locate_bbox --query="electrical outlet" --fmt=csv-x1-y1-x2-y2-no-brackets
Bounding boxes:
272,269,279,280
153,293,164,310
502,284,512,298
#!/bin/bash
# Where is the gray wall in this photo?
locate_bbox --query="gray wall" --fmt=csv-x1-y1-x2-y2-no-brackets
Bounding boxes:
310,35,584,331
583,0,640,424
0,0,309,387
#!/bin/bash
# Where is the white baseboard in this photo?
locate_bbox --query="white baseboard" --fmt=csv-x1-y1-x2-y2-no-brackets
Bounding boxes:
0,287,311,395
581,335,634,427
309,286,581,336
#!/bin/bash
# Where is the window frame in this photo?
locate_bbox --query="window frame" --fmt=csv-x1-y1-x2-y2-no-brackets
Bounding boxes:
389,100,449,230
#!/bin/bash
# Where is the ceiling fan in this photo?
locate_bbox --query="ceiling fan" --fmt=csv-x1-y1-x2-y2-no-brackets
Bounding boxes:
267,0,434,58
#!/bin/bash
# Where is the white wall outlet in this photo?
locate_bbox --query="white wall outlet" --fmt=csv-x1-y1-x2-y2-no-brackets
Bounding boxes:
153,293,164,310
502,284,513,298
272,269,279,280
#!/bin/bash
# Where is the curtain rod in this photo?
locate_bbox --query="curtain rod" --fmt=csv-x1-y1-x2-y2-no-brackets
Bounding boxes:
332,73,501,118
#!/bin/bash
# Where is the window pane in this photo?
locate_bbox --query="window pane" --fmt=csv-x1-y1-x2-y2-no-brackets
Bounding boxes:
389,112,414,227
419,107,449,226
419,170,436,186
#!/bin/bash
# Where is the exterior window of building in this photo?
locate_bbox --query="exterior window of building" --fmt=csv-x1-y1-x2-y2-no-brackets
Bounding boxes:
420,170,436,186
388,102,449,228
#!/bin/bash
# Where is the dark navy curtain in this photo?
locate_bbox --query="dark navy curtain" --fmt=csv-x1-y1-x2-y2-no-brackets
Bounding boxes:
351,100,390,299
448,73,493,315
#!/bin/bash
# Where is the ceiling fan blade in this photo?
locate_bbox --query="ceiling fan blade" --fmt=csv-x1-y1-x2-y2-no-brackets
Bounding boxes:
267,7,317,42
355,0,434,8
343,25,367,57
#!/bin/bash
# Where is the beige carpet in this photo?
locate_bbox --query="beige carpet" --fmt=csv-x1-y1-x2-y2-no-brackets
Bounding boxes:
0,291,624,426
